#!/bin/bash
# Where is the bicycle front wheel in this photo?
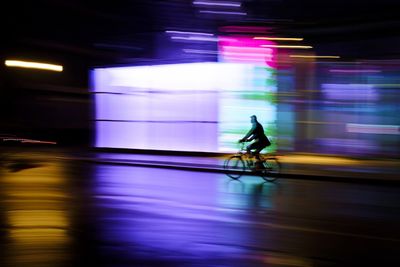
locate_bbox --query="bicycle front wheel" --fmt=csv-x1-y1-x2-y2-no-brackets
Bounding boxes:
260,157,281,182
224,156,245,179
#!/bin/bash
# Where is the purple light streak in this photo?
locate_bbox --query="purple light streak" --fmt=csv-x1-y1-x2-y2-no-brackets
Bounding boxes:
329,69,382,73
193,1,241,7
165,30,214,36
171,36,218,42
199,10,247,15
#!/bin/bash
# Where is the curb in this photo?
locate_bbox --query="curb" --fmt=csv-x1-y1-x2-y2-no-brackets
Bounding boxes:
67,157,400,186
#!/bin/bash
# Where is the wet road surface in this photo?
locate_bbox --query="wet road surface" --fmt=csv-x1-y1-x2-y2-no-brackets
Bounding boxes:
1,152,400,266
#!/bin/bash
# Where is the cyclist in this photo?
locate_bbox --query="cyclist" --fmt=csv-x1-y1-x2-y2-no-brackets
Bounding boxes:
239,115,271,169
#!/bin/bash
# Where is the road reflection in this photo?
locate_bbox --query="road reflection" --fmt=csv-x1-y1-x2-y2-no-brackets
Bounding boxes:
1,155,399,266
1,157,72,267
93,165,255,262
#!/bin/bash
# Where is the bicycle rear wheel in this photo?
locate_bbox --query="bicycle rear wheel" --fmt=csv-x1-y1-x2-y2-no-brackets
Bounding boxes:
224,156,245,179
260,157,281,182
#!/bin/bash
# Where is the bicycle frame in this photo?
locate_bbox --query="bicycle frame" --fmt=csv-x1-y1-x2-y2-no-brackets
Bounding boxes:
236,143,261,170
225,142,281,182
236,142,267,160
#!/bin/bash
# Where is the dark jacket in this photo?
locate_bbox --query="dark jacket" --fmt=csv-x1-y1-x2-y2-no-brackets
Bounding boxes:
244,122,270,144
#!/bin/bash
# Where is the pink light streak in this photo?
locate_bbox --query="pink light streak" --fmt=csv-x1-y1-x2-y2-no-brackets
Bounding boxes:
218,35,276,68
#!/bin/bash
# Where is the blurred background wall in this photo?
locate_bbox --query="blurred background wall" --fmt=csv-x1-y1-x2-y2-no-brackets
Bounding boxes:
1,0,398,157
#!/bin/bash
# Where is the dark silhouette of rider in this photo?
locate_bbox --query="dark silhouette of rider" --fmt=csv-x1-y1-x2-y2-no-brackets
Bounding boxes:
239,115,271,163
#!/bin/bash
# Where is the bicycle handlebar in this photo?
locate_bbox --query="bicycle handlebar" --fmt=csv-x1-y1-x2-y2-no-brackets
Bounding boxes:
238,141,247,152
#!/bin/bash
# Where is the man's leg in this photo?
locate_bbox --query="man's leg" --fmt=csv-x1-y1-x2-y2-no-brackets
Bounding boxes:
248,141,267,159
246,145,252,156
250,141,263,160
254,147,262,160
246,142,257,157
254,143,268,169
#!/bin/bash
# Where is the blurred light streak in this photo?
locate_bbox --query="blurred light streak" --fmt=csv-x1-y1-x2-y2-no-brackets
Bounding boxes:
223,51,273,58
322,83,374,90
9,228,68,245
254,37,304,41
222,56,269,63
8,210,68,228
165,30,214,36
370,83,400,88
183,49,218,54
222,50,274,61
222,46,274,53
329,69,381,73
92,62,277,152
321,83,378,101
219,36,276,67
289,55,339,58
2,137,56,144
171,36,218,42
92,63,222,151
262,45,312,49
218,35,277,151
219,26,270,33
21,139,57,144
95,62,226,91
296,120,342,125
278,155,360,166
3,165,67,185
92,166,254,258
346,123,400,135
193,1,241,7
199,10,247,15
6,191,67,200
222,55,274,63
2,159,71,266
5,60,63,72
263,255,313,267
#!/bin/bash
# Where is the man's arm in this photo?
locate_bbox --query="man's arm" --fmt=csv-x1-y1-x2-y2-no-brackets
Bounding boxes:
240,124,256,142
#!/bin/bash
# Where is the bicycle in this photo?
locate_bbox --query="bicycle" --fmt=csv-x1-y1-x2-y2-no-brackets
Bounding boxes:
223,142,281,182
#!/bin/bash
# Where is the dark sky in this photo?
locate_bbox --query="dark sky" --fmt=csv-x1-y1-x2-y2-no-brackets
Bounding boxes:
2,0,399,62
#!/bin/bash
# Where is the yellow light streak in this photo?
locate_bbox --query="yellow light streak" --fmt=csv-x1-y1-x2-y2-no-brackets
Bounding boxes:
5,60,63,72
254,37,304,41
260,45,312,49
290,55,340,59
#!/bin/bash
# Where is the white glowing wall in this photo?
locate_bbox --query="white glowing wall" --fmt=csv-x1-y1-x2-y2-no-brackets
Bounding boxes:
92,62,277,152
